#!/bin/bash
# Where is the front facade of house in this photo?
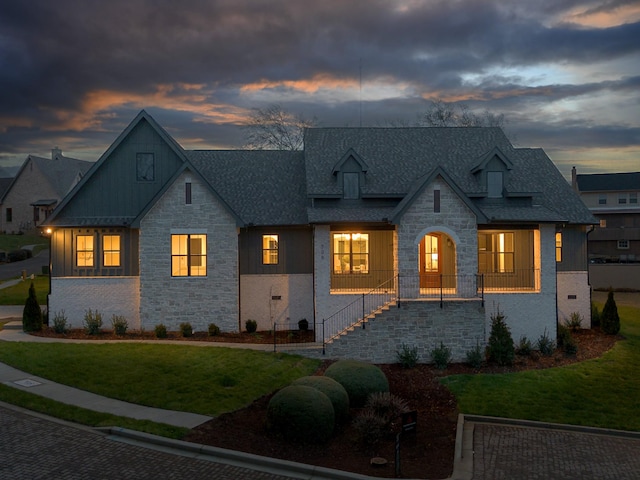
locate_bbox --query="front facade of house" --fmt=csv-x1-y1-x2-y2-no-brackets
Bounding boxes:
45,111,596,362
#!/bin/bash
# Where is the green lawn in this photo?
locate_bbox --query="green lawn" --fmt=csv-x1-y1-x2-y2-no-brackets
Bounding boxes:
0,275,48,305
441,304,640,431
0,343,320,417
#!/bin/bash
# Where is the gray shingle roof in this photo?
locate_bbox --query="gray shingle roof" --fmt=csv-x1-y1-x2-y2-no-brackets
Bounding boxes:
186,150,307,226
303,128,596,225
576,172,640,192
30,154,93,197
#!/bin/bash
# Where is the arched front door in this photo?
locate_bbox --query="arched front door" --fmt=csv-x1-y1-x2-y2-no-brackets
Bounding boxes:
419,233,441,288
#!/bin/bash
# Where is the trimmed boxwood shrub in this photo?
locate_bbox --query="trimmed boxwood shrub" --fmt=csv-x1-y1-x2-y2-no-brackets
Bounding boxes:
292,376,350,424
245,319,257,333
324,360,389,407
266,385,335,444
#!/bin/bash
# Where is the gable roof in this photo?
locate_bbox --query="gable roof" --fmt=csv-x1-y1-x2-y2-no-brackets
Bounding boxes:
576,172,640,192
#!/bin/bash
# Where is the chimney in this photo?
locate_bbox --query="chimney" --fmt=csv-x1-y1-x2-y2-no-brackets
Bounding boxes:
571,166,578,191
51,147,62,160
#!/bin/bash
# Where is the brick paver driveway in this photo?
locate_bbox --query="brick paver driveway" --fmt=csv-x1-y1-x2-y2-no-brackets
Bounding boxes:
0,405,291,480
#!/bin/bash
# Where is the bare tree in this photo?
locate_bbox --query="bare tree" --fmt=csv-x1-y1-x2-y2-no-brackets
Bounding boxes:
243,104,317,150
418,100,505,128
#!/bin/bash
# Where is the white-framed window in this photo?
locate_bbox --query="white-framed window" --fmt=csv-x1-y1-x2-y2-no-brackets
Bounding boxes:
171,234,207,276
478,232,515,273
618,194,627,205
103,235,121,267
555,232,562,262
598,194,607,205
262,234,279,265
76,235,94,267
630,192,638,204
617,240,630,250
333,233,369,274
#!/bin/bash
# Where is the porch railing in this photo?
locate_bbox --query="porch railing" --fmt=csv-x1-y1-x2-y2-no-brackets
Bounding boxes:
322,275,397,353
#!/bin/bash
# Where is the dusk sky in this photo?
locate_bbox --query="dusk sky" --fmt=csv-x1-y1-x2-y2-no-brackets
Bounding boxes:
1,0,638,178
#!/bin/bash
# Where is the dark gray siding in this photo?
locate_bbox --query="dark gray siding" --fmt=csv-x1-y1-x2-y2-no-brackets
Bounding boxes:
557,225,588,272
51,227,139,277
239,226,313,275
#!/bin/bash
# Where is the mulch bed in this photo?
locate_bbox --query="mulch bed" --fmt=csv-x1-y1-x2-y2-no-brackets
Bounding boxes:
30,325,621,479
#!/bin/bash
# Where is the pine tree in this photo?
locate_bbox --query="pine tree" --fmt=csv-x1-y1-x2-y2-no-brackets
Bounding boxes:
601,289,620,335
22,281,43,332
487,309,515,366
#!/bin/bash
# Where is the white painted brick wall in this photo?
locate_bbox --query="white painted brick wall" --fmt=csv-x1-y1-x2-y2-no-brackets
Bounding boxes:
139,171,239,333
557,271,591,328
240,274,314,331
49,277,140,329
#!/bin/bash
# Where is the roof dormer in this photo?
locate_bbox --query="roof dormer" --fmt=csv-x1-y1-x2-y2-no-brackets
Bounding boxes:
332,148,369,199
471,147,513,198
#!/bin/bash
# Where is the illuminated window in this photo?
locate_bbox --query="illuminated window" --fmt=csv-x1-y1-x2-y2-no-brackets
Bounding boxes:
555,232,562,262
333,233,369,274
103,235,121,267
171,234,206,276
262,234,279,265
424,234,439,272
478,232,514,273
599,219,607,228
77,235,94,267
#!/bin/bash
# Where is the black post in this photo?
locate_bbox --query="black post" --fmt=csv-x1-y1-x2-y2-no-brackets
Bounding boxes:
322,319,326,355
273,323,276,353
362,294,366,329
395,432,401,477
439,274,443,309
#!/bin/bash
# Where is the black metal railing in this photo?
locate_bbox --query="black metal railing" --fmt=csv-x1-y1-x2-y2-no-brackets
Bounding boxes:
322,275,397,353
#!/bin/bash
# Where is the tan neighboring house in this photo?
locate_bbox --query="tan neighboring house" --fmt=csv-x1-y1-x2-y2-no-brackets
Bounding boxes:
0,148,93,234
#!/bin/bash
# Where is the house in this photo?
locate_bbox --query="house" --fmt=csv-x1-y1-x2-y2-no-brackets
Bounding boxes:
1,148,93,234
572,168,640,290
44,111,596,362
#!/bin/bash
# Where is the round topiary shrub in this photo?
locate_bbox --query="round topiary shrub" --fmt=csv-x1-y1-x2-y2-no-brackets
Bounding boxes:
324,360,389,407
266,385,334,444
292,375,350,424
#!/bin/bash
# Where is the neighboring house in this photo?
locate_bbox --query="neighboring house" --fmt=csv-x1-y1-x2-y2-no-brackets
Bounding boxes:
44,111,596,362
0,148,93,234
572,168,640,291
573,168,640,263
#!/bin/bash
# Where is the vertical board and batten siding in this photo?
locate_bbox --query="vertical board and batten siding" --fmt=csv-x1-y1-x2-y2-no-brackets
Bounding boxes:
50,228,139,277
239,226,313,275
557,225,589,272
55,119,183,220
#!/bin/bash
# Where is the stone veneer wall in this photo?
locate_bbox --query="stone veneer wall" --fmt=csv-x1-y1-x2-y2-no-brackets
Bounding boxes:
296,300,485,363
49,277,140,329
240,274,314,331
139,171,239,332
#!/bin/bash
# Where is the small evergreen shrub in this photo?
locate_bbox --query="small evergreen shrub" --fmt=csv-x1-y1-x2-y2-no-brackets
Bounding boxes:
155,324,168,338
298,318,309,331
536,329,556,356
22,281,43,332
431,342,451,370
601,289,620,335
487,309,515,366
564,312,583,331
365,392,409,423
325,360,389,407
396,343,419,368
292,376,350,424
111,315,128,336
179,322,193,337
52,310,68,334
516,336,533,356
591,301,601,328
83,309,103,335
557,324,571,348
466,343,484,368
245,319,257,333
352,408,389,447
208,323,220,336
266,385,335,443
563,337,578,356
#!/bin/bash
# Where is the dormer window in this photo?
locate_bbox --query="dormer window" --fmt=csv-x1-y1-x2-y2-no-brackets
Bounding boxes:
343,172,359,199
487,171,503,198
332,148,368,200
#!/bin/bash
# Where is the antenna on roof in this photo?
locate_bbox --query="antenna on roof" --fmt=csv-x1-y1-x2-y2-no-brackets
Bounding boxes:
359,58,363,127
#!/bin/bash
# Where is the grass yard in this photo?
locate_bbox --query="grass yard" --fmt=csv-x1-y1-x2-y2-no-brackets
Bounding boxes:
0,274,49,305
0,233,49,256
442,303,640,431
0,343,320,417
